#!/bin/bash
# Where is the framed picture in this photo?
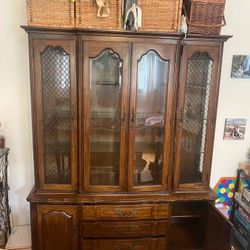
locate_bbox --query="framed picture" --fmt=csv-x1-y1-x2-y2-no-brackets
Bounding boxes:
231,55,250,78
223,118,247,140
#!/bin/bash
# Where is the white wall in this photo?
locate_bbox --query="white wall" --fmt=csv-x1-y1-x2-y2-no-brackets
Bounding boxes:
211,0,250,186
0,0,250,225
0,0,33,225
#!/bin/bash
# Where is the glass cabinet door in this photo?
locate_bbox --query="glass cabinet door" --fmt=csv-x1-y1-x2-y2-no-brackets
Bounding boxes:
82,41,129,192
174,45,220,190
33,39,77,191
128,43,177,192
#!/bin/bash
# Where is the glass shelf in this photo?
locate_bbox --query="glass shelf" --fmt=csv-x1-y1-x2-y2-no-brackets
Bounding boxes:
90,80,120,85
90,112,120,119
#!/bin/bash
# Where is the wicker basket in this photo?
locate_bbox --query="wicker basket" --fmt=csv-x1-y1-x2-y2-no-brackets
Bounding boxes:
26,0,75,28
138,0,183,32
184,0,226,35
76,0,122,30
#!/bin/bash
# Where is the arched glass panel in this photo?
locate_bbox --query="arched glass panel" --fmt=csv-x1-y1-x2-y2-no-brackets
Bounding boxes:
134,51,169,186
180,52,214,184
89,49,122,186
41,46,71,184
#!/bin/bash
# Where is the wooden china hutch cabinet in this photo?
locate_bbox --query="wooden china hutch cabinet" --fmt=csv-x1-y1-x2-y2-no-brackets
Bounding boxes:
22,26,233,250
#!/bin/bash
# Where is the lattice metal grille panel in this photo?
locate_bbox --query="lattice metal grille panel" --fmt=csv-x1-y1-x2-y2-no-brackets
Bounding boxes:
180,52,213,184
41,46,71,184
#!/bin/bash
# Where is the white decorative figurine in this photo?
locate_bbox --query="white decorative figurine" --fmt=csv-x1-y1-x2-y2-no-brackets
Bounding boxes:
96,0,110,18
180,15,188,39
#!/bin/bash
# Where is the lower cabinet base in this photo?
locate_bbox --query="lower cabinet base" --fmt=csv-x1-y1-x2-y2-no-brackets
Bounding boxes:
29,199,233,250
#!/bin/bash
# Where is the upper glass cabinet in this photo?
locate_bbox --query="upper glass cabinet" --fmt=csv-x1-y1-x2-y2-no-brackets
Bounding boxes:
134,51,168,186
89,49,122,186
29,33,225,194
82,41,129,192
180,52,213,184
33,39,77,191
41,46,71,185
128,43,176,192
175,45,220,190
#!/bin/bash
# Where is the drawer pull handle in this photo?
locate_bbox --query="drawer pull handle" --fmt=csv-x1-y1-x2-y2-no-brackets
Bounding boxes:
114,208,137,217
115,225,139,235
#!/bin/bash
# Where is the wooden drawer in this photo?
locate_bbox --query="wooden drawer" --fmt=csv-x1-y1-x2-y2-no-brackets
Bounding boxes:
82,238,167,250
81,204,169,221
81,220,168,238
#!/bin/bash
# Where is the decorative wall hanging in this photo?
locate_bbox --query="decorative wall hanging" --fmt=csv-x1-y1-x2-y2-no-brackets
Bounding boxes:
231,55,250,78
223,118,247,140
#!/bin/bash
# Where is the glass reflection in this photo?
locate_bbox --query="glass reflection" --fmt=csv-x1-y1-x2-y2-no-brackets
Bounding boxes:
89,49,122,185
134,51,169,186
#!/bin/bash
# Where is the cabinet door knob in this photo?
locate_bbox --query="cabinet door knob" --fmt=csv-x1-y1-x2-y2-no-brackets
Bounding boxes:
121,106,126,123
131,107,135,123
178,108,184,128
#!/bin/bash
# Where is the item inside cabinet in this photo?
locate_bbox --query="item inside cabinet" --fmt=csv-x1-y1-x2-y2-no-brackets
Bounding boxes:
134,152,162,185
140,153,155,182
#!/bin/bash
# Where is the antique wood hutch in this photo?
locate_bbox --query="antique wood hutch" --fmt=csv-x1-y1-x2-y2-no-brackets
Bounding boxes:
22,26,233,250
